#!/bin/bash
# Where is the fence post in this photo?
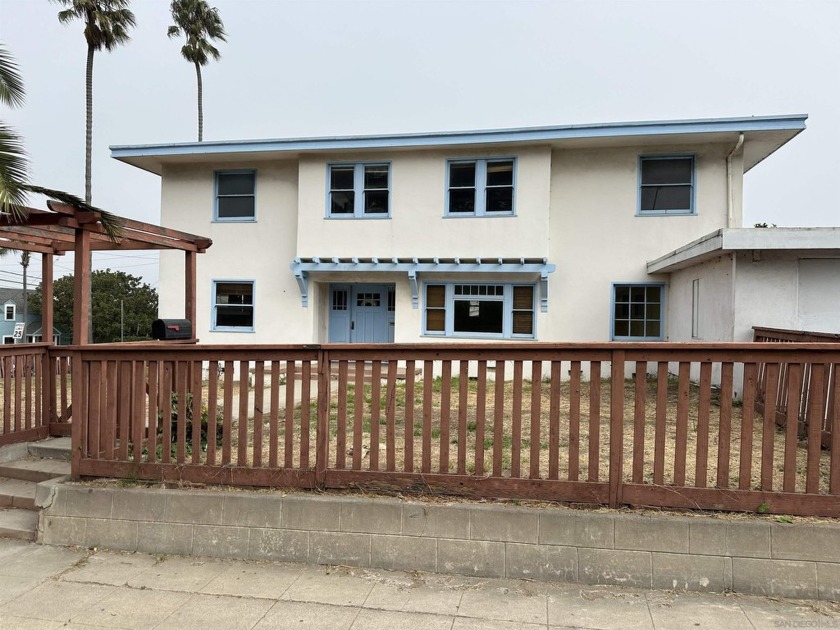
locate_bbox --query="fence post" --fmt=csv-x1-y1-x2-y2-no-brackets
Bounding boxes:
70,350,83,480
609,349,625,509
43,348,54,431
315,348,330,488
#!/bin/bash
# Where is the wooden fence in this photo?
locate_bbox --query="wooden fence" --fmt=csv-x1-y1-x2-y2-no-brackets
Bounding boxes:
753,327,840,449
68,342,840,518
0,343,52,446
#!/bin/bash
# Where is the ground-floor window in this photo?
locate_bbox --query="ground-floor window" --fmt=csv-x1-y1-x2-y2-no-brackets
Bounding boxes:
611,283,664,340
2,336,14,344
424,283,536,339
212,281,255,332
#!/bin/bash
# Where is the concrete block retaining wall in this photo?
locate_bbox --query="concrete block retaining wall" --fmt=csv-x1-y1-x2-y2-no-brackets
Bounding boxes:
38,484,840,601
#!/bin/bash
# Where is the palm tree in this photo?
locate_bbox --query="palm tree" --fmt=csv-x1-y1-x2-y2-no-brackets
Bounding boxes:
0,43,29,221
168,0,226,142
0,45,122,235
53,0,135,204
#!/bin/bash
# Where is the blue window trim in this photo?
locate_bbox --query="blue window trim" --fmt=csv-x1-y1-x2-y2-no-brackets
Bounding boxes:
213,169,257,223
636,154,696,217
444,157,517,217
325,161,392,219
422,281,536,340
610,282,666,341
211,279,256,333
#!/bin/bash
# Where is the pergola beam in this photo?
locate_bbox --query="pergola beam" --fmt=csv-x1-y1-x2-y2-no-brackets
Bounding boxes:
0,205,211,346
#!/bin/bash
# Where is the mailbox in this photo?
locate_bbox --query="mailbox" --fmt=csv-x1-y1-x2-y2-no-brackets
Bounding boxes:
151,319,193,340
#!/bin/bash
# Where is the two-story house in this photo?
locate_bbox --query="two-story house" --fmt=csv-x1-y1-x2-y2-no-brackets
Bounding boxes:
0,288,63,345
112,114,835,345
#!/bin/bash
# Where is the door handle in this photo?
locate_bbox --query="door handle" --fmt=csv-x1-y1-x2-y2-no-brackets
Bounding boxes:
350,321,355,331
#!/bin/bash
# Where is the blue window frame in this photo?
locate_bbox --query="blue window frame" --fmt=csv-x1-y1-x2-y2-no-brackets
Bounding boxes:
611,283,665,340
214,170,256,221
424,282,535,339
327,162,390,218
211,280,255,332
445,158,516,216
637,155,695,216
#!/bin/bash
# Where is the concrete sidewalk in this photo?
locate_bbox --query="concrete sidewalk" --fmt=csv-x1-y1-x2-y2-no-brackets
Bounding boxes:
0,540,838,629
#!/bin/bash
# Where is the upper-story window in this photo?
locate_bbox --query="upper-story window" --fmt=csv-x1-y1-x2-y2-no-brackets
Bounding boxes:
638,155,695,215
4,303,15,321
215,170,256,221
446,158,515,217
328,163,390,218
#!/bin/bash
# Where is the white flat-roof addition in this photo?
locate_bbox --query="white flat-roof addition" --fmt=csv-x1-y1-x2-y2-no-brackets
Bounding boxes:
647,228,840,273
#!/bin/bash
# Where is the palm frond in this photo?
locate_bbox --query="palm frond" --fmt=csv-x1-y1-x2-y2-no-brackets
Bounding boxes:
0,45,25,108
0,123,30,222
23,184,123,241
169,0,226,68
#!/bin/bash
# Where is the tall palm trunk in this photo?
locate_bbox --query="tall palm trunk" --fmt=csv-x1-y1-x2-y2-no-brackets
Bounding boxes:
85,43,94,203
85,43,94,340
195,61,203,142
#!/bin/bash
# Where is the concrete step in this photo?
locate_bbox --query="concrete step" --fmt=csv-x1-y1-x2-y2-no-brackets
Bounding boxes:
0,478,36,510
0,458,70,483
27,437,71,461
0,508,37,541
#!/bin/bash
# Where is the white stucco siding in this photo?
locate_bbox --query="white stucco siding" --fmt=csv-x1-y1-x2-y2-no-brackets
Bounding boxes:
796,259,840,333
295,146,552,259
159,161,309,343
733,253,840,340
668,255,735,342
733,251,800,341
546,144,735,342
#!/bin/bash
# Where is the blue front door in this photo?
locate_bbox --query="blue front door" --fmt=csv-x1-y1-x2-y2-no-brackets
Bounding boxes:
329,284,395,343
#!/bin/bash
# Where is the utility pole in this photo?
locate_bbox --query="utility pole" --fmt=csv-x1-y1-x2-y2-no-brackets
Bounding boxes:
120,299,124,342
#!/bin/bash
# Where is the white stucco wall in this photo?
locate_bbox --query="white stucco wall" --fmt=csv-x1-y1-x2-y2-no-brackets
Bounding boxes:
295,146,551,259
159,161,311,343
733,253,840,340
545,143,737,342
668,255,735,342
156,141,742,345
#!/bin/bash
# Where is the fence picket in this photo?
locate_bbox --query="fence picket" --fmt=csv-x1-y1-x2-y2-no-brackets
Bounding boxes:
807,364,826,494
511,360,523,478
739,363,757,490
568,361,581,482
784,363,803,492
476,360,488,477
761,363,780,490
439,360,451,474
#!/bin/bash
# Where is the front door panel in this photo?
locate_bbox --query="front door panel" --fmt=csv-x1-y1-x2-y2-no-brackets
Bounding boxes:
329,284,395,343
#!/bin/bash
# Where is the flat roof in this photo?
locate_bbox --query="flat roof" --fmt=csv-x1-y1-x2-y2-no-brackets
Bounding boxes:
647,228,840,273
111,114,807,175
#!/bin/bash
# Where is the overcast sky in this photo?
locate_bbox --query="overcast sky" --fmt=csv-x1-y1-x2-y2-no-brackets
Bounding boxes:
0,0,838,291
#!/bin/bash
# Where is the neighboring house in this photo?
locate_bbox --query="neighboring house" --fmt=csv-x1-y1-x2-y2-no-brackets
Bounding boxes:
111,114,836,346
0,288,63,345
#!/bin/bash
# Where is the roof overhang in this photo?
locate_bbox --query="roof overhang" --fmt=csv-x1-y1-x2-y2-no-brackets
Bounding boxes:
111,114,807,175
290,256,556,311
647,228,840,273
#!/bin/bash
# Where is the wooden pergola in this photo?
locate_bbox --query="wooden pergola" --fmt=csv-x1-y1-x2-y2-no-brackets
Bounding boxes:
0,201,212,344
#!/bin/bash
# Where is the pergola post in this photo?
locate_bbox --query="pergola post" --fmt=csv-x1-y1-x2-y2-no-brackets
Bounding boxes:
41,253,55,427
185,250,196,334
73,229,91,345
41,253,53,345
